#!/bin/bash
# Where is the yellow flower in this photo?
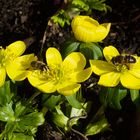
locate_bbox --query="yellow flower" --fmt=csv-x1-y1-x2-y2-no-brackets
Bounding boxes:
90,46,140,89
71,15,111,42
28,47,92,96
0,41,37,86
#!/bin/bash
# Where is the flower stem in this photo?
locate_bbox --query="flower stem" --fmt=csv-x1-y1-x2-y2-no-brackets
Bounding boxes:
27,91,41,105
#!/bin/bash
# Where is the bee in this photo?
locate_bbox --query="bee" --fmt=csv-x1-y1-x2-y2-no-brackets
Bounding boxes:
111,54,136,65
31,61,48,71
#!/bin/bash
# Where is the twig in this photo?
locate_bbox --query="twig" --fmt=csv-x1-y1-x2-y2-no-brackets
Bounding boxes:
132,14,140,22
67,112,88,140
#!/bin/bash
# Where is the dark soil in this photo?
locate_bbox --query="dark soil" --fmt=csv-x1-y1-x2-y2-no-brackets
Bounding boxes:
104,0,140,55
0,0,140,140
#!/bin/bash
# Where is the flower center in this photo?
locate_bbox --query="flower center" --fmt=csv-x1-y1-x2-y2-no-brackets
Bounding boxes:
0,47,16,68
49,65,63,83
48,65,71,84
32,64,72,85
115,64,129,72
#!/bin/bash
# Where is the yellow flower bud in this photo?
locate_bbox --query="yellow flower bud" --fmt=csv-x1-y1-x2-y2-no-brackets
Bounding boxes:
71,15,111,42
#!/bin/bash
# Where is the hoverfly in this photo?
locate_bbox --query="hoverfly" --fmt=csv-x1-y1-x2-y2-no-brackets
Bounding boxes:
31,61,48,71
111,54,136,65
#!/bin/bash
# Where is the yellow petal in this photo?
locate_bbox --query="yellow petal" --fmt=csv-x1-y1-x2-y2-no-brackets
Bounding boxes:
120,71,140,89
37,81,57,93
71,15,111,42
63,52,86,71
72,26,97,42
129,69,140,78
71,16,99,43
8,70,28,81
6,41,26,57
90,60,115,75
128,57,140,78
28,72,47,87
72,16,99,28
57,84,81,96
0,68,6,87
129,57,140,67
100,23,111,36
15,54,37,69
28,72,57,93
71,67,92,82
103,45,120,62
98,72,121,87
95,23,111,41
131,57,140,69
6,54,37,81
28,69,58,93
134,57,140,67
46,47,62,66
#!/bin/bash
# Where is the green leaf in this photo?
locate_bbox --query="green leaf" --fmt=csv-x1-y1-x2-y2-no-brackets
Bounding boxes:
85,106,109,136
72,0,89,11
0,121,15,139
79,42,103,65
19,112,45,127
130,89,140,107
42,94,62,110
51,10,71,27
99,87,108,107
0,106,44,138
11,133,34,140
51,112,68,129
90,2,107,11
130,89,139,102
61,40,80,58
50,104,69,130
0,102,15,122
99,87,127,110
0,81,12,106
14,112,44,134
85,117,109,136
88,0,112,12
14,102,26,118
111,88,127,109
65,94,82,109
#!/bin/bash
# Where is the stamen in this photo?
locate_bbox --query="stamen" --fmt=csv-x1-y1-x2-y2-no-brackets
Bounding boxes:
0,48,16,67
31,63,73,85
116,64,128,72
